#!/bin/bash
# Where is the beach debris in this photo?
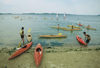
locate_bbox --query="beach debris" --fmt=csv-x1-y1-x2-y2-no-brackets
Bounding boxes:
46,50,51,53
26,51,30,53
5,65,7,68
95,48,100,50
46,46,52,49
18,65,20,68
87,49,92,51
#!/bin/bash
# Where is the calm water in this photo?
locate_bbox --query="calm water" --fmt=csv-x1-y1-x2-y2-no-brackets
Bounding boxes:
0,14,100,47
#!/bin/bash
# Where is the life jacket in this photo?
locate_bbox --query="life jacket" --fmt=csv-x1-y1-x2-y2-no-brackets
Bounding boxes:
20,30,24,35
86,34,91,40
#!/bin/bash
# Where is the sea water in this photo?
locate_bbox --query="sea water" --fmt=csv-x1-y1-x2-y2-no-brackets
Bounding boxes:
0,14,100,47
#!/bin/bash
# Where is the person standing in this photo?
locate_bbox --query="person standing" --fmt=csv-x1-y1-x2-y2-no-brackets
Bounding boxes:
72,25,74,29
20,27,24,45
86,25,91,28
57,24,59,32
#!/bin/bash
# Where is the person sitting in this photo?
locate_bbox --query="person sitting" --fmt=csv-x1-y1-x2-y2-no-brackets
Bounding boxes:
72,25,74,29
28,35,31,37
86,25,91,28
36,48,41,52
20,27,24,45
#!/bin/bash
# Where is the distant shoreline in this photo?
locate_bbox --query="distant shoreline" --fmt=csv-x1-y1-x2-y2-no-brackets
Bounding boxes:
0,13,99,16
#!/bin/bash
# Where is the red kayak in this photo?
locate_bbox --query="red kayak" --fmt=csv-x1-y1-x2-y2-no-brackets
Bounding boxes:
34,43,43,67
8,42,32,60
78,24,83,26
76,35,87,45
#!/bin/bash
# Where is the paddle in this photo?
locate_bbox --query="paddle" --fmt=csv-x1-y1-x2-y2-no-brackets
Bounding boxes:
17,41,21,48
58,33,62,35
28,28,31,33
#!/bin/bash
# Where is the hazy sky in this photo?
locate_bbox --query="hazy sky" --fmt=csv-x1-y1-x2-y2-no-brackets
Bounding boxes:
0,0,100,15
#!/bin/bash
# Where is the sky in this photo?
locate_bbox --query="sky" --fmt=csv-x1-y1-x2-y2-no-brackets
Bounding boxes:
0,0,100,15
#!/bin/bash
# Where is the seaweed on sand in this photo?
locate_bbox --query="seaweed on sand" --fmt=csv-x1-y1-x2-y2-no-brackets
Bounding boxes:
8,47,16,55
95,48,100,51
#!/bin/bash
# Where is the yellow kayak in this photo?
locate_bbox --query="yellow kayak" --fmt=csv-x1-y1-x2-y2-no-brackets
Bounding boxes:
51,26,82,31
40,35,67,38
67,25,81,29
51,26,66,29
86,27,96,30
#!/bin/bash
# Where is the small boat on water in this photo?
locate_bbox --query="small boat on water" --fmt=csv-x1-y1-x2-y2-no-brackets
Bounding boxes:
78,24,83,26
67,25,80,29
64,13,66,19
51,26,82,31
85,27,96,30
27,33,32,42
27,28,32,42
56,13,59,20
39,35,67,38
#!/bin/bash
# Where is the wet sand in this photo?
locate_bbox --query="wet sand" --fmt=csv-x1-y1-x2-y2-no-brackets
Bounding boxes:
0,46,100,68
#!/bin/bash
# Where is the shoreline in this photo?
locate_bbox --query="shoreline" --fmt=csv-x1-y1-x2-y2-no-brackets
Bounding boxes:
0,44,100,50
0,45,100,68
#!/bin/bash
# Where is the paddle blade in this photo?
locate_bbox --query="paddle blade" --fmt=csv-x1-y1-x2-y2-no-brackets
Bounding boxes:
58,33,62,35
18,41,21,48
28,28,31,32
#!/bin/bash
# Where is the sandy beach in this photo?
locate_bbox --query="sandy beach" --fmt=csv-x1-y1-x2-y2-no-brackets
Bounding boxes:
0,0,100,67
0,46,100,68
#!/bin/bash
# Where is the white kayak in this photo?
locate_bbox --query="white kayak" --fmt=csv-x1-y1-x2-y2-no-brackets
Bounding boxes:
27,33,32,42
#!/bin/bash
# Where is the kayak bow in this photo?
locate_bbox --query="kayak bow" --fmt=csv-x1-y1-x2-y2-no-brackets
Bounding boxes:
76,35,87,45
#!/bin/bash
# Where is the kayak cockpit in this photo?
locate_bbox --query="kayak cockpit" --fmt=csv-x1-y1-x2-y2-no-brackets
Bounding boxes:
36,48,41,52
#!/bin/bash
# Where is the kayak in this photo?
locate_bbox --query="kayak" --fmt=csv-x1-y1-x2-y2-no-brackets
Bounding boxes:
78,24,83,26
86,27,96,30
66,28,82,31
8,42,32,60
39,35,67,38
51,26,82,31
34,43,43,67
51,26,67,30
76,35,87,45
67,25,81,29
27,33,32,42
